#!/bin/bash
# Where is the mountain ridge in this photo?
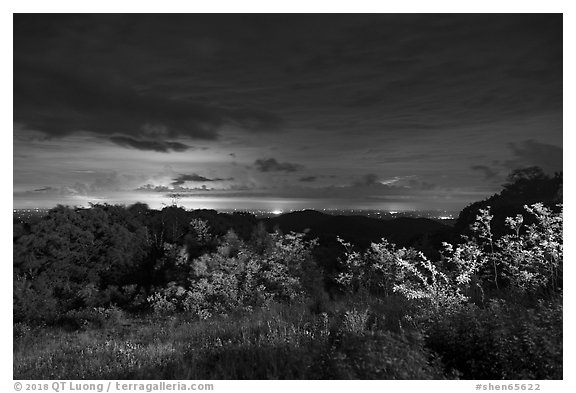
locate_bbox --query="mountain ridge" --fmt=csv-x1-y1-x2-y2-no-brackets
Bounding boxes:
262,209,451,248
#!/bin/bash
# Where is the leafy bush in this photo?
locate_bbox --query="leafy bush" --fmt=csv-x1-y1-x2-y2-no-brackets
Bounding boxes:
425,297,562,379
337,203,563,320
60,305,127,330
148,229,320,318
335,237,401,297
337,238,472,320
313,330,449,379
341,308,370,335
13,205,149,323
496,203,563,293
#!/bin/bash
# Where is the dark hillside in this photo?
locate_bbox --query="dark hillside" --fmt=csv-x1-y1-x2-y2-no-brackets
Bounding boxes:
263,210,450,249
454,167,562,238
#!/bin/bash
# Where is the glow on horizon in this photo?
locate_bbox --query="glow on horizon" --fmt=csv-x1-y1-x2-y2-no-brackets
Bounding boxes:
13,188,470,212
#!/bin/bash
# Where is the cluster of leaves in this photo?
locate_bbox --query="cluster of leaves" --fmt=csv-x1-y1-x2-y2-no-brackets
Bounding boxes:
148,227,321,318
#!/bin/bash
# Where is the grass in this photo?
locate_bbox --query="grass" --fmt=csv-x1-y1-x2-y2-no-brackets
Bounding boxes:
14,301,446,380
14,296,561,380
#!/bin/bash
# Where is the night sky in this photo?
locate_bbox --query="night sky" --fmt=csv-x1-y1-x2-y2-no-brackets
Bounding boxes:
13,14,563,212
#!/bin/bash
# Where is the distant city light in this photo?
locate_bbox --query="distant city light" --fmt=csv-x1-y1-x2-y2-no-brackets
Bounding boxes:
13,207,458,222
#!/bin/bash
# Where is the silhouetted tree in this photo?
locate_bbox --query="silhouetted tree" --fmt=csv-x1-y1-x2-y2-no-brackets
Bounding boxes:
454,167,562,239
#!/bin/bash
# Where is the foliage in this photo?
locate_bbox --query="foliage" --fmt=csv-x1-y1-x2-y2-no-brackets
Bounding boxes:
452,203,563,294
336,238,471,318
333,201,563,379
314,330,450,379
425,297,562,379
497,203,563,293
61,305,128,330
341,308,370,335
335,237,400,297
148,228,320,318
337,203,563,321
13,205,149,323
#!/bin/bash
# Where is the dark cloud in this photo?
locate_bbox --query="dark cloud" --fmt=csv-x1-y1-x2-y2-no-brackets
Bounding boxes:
136,184,213,193
33,186,59,192
13,63,282,143
505,140,563,173
13,15,562,211
136,184,172,192
254,158,303,172
297,174,342,183
13,14,561,145
109,136,190,152
165,186,213,197
171,173,233,186
354,173,380,186
471,165,499,180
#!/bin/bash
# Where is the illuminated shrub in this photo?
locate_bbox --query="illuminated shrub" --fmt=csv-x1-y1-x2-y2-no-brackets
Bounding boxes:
336,203,563,318
496,203,562,293
148,229,320,318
